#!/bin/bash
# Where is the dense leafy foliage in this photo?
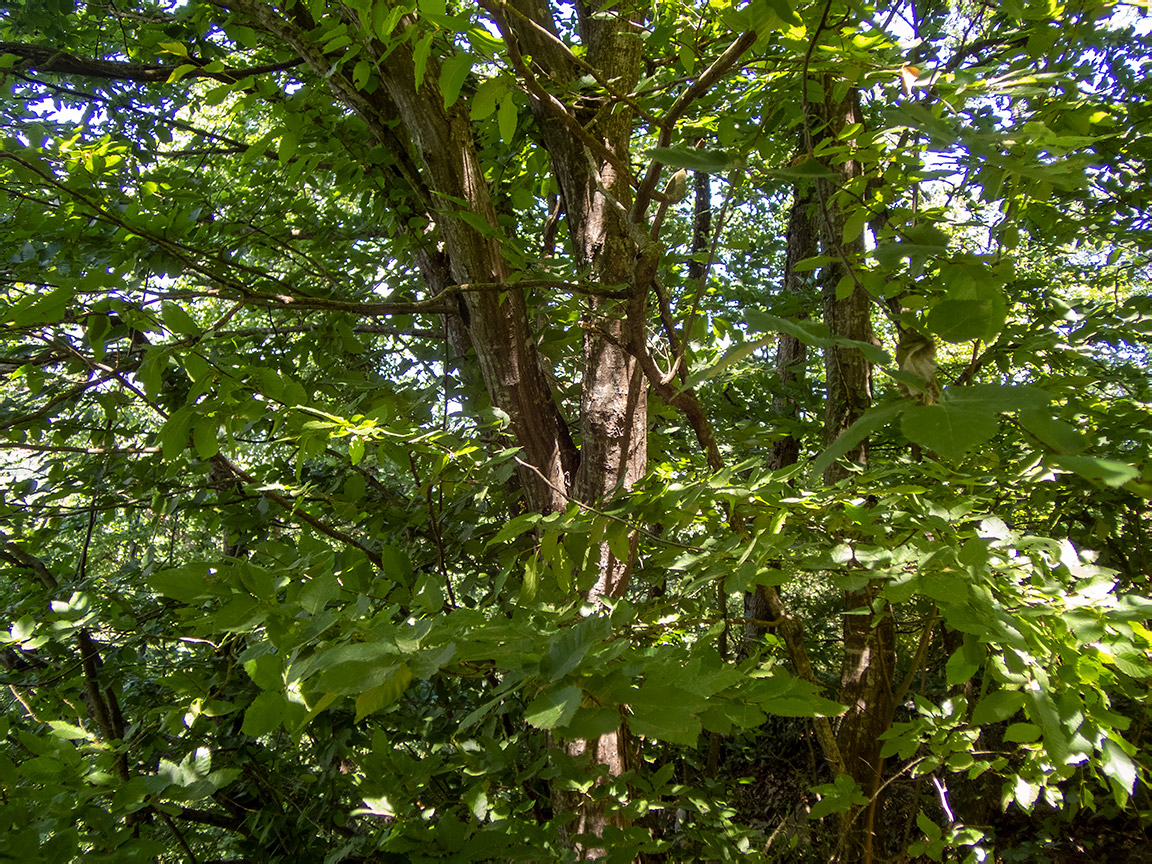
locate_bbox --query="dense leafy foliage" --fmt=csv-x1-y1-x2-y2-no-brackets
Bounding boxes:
1,0,1150,862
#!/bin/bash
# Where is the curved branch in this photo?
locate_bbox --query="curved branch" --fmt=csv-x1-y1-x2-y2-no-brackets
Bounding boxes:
0,41,304,83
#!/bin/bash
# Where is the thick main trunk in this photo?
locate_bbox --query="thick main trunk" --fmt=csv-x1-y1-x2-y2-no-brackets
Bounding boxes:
813,80,895,864
490,2,647,855
746,186,817,645
228,0,574,515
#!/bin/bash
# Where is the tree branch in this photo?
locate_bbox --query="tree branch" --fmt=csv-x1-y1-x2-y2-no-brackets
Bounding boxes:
0,41,304,83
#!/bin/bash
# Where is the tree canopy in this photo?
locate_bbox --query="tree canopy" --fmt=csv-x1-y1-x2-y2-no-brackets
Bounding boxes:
1,0,1150,861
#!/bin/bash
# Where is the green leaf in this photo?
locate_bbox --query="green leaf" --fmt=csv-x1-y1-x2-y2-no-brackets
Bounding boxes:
941,384,1049,413
926,296,1007,343
520,553,538,604
413,31,434,89
901,403,999,461
945,638,983,686
47,721,90,740
810,402,905,480
278,129,298,164
439,53,473,109
681,334,775,391
971,690,1024,725
809,774,868,819
649,146,737,173
351,59,372,91
299,573,339,614
159,406,195,460
245,653,282,690
354,664,412,721
488,512,541,545
564,705,621,739
756,0,802,25
471,78,501,120
161,301,200,335
497,93,517,142
775,158,838,179
629,703,702,746
309,647,408,696
1054,455,1140,488
1101,738,1136,806
1023,687,1070,766
542,615,609,681
525,684,582,730
1003,722,1041,743
13,286,72,326
1018,409,1085,454
193,417,218,459
241,691,285,737
148,564,211,603
745,310,891,365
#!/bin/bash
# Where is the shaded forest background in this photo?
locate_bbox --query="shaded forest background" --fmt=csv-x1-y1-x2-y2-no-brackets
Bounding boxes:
0,0,1150,861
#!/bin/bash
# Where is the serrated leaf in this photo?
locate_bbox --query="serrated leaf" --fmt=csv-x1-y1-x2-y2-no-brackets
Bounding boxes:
488,512,541,545
775,157,838,179
1023,687,1070,766
47,721,90,739
167,63,199,83
413,31,434,89
901,403,999,461
159,405,195,460
471,78,501,120
161,301,199,335
1101,738,1136,805
629,703,701,746
809,774,868,819
971,690,1024,725
520,553,538,603
354,664,412,720
148,564,210,603
439,52,473,108
497,93,517,142
193,417,218,459
944,640,982,686
1054,455,1140,488
299,572,339,614
942,384,1049,413
543,615,609,681
525,685,582,730
1018,409,1085,454
745,309,891,365
278,129,298,164
14,286,72,326
241,691,284,737
650,146,736,173
810,402,905,480
926,296,1007,343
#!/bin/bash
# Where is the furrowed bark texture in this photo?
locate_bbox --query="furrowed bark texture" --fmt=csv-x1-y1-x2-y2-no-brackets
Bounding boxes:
814,81,896,864
745,184,817,644
494,1,648,853
226,0,574,516
224,0,637,851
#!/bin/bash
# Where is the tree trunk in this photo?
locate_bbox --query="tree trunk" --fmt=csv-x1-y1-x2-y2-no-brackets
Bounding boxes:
468,1,649,854
746,184,817,645
813,80,896,863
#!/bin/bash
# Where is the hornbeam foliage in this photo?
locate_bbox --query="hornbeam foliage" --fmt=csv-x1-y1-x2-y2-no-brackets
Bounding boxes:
1,0,1150,862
